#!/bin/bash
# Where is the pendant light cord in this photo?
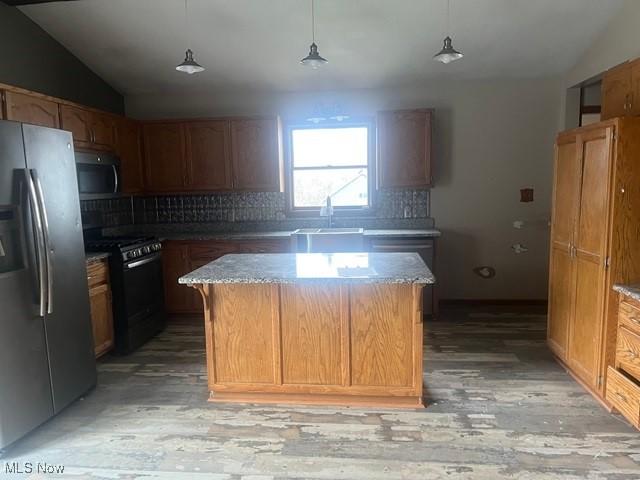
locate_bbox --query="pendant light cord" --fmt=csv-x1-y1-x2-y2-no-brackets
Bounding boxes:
311,0,316,43
446,0,451,36
185,0,190,48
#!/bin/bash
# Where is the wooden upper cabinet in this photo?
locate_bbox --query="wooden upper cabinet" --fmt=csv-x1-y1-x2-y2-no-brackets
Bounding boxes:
60,104,116,151
377,109,432,188
231,117,282,191
630,60,640,116
143,122,186,192
2,91,60,128
602,62,633,120
185,120,233,190
60,104,93,144
90,112,116,149
116,117,145,193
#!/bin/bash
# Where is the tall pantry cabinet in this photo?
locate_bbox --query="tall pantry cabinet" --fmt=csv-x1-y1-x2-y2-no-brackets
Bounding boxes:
548,118,640,403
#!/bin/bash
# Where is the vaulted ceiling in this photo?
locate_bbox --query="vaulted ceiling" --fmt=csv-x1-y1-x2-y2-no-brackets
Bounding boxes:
18,0,624,95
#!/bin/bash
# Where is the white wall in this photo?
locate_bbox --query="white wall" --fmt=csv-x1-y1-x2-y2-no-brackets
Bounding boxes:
566,0,640,87
126,77,562,300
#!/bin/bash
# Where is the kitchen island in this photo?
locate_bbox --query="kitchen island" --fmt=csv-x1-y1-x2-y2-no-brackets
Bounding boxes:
179,252,434,408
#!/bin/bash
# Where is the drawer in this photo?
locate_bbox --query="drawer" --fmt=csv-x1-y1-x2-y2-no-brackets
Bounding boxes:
617,326,640,381
606,367,640,427
86,260,108,288
619,300,640,335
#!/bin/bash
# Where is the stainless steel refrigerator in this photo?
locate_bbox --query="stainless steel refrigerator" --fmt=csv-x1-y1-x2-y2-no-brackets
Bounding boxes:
0,120,96,450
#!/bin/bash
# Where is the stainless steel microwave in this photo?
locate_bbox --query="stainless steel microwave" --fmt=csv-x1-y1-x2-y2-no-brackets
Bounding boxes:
75,151,120,200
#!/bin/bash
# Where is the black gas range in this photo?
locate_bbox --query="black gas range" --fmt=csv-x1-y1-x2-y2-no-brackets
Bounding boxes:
85,235,166,354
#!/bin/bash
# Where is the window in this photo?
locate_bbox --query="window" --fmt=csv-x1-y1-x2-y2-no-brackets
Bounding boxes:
287,124,372,211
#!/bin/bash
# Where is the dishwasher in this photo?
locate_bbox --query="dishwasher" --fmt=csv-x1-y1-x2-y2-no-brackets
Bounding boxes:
368,237,436,317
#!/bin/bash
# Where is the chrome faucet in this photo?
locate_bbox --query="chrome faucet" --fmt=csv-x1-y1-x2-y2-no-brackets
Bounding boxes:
320,195,334,228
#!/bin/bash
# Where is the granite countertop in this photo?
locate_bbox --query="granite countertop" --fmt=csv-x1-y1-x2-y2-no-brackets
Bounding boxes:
613,284,640,303
158,229,441,241
157,231,295,241
179,252,435,285
85,252,110,264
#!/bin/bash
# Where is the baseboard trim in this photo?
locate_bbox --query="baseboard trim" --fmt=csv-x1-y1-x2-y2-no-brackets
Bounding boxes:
440,299,548,306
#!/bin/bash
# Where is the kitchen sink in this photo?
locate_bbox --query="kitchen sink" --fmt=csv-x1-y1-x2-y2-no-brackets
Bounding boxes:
316,228,363,234
291,228,365,253
292,227,364,235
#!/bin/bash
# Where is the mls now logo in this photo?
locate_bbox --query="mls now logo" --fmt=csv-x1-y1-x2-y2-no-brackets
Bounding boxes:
4,461,65,475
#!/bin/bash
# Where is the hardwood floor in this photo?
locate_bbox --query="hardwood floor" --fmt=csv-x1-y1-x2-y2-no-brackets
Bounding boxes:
2,306,639,479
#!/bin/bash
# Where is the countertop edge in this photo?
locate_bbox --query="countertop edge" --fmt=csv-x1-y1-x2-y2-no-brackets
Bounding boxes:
613,284,640,302
151,229,441,241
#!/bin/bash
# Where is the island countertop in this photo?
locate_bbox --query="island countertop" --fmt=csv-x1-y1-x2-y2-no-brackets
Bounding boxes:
179,252,435,285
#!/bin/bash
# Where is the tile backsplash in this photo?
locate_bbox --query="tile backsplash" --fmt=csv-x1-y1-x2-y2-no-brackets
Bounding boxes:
81,188,430,230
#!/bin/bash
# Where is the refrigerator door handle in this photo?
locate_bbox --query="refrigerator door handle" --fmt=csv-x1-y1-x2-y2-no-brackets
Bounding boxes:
31,169,53,315
112,164,118,194
26,170,47,317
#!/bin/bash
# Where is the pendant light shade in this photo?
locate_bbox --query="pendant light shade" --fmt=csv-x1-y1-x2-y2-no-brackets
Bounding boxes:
176,0,204,74
301,43,328,68
300,0,327,67
434,0,463,64
433,36,463,64
176,49,205,74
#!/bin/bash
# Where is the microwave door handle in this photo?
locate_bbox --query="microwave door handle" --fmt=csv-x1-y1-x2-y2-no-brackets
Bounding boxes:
112,164,118,194
26,170,47,317
31,170,53,315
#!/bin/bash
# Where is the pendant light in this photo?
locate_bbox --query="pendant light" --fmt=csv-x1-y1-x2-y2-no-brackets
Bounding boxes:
176,0,204,74
434,0,463,64
300,0,327,68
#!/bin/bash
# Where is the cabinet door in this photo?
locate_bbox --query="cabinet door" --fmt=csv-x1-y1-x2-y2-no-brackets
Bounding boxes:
162,242,197,313
143,123,186,192
185,121,233,190
350,284,416,387
60,105,93,145
116,117,145,193
568,127,613,388
3,91,60,128
602,63,631,120
231,117,282,191
630,59,640,116
89,283,114,358
547,136,581,360
377,109,432,188
90,112,116,150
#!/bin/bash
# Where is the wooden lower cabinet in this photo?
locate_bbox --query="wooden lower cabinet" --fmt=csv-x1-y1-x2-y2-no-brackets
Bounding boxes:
193,282,424,407
605,293,640,429
162,242,198,314
87,259,114,358
547,118,640,404
163,238,291,314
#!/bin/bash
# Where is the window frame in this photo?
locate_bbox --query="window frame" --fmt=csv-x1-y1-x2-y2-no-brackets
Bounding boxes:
284,118,376,217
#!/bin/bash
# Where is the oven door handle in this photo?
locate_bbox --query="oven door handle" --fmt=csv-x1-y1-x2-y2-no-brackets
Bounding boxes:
125,253,161,269
112,164,119,194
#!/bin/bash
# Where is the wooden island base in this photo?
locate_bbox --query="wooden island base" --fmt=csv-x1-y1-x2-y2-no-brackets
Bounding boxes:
192,282,425,409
